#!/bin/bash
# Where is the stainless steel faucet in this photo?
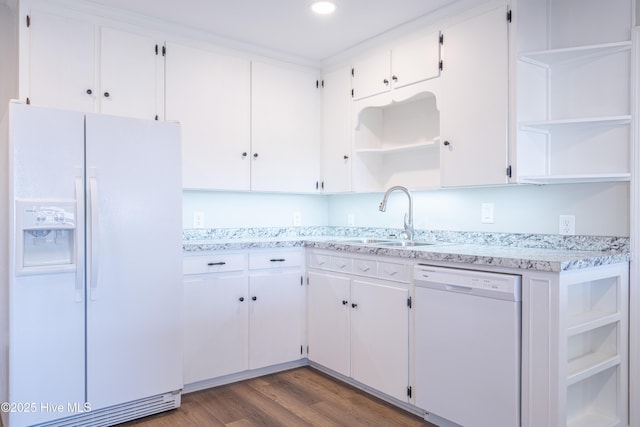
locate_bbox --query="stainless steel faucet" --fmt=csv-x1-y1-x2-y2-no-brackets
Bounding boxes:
379,186,414,240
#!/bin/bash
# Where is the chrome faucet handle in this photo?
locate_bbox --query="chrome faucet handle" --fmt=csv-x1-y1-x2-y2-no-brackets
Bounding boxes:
403,213,414,240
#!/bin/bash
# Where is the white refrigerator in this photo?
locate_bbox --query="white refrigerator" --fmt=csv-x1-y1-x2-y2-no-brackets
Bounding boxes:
1,102,183,427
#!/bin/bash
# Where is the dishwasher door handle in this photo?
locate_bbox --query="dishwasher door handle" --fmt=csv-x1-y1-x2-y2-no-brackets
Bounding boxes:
445,284,473,293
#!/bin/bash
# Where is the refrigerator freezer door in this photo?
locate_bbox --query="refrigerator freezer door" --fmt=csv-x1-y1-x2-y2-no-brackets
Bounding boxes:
8,103,86,426
84,113,183,410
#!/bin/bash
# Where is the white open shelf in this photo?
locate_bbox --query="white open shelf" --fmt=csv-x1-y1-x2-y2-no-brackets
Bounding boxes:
567,353,620,386
568,412,620,427
355,139,438,154
519,116,631,132
567,312,621,337
519,41,632,66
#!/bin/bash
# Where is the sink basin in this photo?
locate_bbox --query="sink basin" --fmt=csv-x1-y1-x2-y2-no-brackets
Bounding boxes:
327,238,438,247
376,240,438,247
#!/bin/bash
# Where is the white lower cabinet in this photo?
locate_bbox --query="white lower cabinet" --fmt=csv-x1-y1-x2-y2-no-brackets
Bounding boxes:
183,249,305,385
307,251,410,402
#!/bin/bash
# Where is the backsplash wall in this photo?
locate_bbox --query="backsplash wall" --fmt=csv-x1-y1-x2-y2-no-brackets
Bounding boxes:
183,182,629,237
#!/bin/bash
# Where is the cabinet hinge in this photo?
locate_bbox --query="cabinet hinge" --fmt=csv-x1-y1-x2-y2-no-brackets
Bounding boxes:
506,165,512,178
439,60,443,71
26,14,31,27
162,45,166,56
407,296,412,309
507,10,512,23
321,79,325,88
351,67,354,77
407,386,412,398
439,33,444,45
351,88,354,98
300,345,304,355
26,97,30,105
155,44,158,55
154,114,159,121
306,276,309,285
316,80,319,89
307,345,309,354
300,275,304,286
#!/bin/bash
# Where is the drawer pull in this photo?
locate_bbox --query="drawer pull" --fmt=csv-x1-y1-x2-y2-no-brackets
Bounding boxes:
239,297,245,302
252,296,257,301
207,261,226,266
270,258,286,262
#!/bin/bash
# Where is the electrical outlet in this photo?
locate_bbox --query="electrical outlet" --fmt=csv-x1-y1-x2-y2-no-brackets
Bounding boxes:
348,214,355,226
293,211,302,226
481,203,494,224
559,215,576,235
193,211,205,229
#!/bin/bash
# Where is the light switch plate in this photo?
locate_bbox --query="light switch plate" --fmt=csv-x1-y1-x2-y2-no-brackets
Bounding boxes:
481,203,494,224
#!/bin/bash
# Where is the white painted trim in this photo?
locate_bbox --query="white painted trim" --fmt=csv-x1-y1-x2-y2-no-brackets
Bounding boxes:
630,25,639,427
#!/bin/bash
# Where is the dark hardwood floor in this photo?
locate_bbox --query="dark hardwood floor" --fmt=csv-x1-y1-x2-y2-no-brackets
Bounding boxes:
120,367,434,427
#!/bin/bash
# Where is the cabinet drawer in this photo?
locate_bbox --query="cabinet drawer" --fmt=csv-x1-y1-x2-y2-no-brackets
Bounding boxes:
331,256,353,272
378,261,407,282
249,250,304,269
309,253,331,269
352,258,377,277
183,253,246,275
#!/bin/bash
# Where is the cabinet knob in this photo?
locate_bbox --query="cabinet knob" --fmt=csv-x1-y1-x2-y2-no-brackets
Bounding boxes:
242,152,248,158
253,153,259,158
383,78,389,86
443,141,451,146
103,92,110,98
343,155,349,160
239,297,245,302
252,296,257,301
342,300,348,305
86,89,93,95
392,75,398,82
351,303,358,309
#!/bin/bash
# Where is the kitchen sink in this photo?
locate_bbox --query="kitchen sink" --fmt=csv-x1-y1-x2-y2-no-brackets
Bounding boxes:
376,240,438,247
327,238,438,247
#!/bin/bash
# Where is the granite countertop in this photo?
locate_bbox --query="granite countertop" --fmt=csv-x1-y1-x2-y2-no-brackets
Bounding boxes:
182,228,630,273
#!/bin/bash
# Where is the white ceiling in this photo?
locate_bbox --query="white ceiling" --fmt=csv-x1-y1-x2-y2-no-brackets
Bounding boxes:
83,0,463,62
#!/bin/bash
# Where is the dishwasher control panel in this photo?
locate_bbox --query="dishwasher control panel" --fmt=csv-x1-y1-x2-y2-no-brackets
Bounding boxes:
414,265,521,301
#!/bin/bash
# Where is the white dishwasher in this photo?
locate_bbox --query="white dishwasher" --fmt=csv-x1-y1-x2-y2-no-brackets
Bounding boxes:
414,265,521,427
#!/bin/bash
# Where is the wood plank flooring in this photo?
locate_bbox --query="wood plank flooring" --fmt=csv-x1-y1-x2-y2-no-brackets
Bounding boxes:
120,367,434,427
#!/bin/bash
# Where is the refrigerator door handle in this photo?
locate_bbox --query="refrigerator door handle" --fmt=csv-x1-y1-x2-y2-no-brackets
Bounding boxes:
88,171,99,300
74,173,84,303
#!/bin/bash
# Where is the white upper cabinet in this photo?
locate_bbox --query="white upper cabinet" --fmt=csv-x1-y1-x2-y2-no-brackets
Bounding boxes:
99,27,161,120
24,9,96,112
439,5,509,187
351,30,441,100
514,0,633,183
21,7,162,120
165,42,251,190
251,61,321,193
320,66,352,193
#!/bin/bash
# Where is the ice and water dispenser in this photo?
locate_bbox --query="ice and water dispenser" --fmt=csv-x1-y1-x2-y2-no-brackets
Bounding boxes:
16,200,77,274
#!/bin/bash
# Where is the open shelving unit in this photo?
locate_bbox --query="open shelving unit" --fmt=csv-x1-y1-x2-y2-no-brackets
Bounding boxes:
352,90,441,191
514,0,633,184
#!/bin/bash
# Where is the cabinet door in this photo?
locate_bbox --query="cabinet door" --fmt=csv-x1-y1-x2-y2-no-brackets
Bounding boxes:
321,66,352,193
183,274,248,383
351,50,391,100
251,61,321,193
248,271,305,369
391,30,441,89
25,9,96,112
307,271,351,376
165,42,251,190
440,6,509,187
351,280,409,402
100,27,160,120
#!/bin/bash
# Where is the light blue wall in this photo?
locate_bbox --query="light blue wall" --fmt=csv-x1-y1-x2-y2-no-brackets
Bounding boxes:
184,182,629,236
328,182,629,236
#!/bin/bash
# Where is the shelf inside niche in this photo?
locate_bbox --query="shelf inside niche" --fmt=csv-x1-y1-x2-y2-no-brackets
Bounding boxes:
568,312,621,337
355,139,439,154
567,412,620,427
518,174,631,184
519,116,631,132
519,41,632,66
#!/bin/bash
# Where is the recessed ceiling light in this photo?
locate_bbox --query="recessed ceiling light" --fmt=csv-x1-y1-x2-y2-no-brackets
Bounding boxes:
311,1,336,15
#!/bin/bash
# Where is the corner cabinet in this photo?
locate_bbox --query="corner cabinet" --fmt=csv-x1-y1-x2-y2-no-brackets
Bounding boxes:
514,0,633,183
523,263,629,427
182,249,306,388
251,61,321,193
307,250,411,403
